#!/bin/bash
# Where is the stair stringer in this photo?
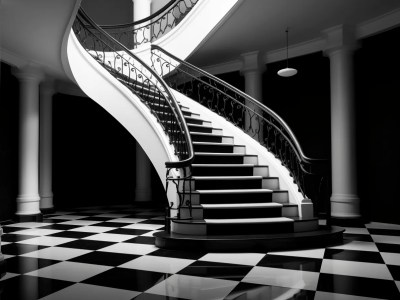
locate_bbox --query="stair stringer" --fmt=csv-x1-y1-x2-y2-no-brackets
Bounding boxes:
173,90,310,217
67,32,181,202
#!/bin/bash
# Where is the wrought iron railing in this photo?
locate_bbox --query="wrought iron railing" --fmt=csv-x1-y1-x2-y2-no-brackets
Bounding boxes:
151,45,329,212
73,9,195,230
98,0,198,49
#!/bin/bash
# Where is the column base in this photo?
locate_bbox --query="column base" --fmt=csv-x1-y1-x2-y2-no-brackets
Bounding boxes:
40,207,55,215
14,213,43,223
330,216,365,227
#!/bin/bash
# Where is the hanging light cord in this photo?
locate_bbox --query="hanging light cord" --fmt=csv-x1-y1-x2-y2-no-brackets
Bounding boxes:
286,28,289,68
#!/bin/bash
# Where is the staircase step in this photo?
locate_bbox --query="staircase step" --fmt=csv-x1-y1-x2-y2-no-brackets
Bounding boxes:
190,132,234,143
202,203,283,219
191,176,263,190
193,153,258,164
195,189,273,204
188,124,223,134
184,116,211,126
192,164,269,177
193,142,245,153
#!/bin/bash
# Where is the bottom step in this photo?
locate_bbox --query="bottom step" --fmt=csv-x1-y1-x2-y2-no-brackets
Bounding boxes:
154,226,344,252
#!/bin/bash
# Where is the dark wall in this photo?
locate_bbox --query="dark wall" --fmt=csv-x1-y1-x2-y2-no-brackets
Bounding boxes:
0,63,19,221
81,0,133,25
355,26,400,224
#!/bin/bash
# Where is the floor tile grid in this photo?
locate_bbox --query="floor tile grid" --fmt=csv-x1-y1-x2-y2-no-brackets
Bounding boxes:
1,207,400,300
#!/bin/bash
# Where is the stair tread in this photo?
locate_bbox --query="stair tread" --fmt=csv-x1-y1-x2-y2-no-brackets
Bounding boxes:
192,164,261,167
190,132,232,138
193,142,242,146
195,152,256,156
201,203,282,209
192,175,263,180
189,124,222,129
196,189,273,194
205,217,294,224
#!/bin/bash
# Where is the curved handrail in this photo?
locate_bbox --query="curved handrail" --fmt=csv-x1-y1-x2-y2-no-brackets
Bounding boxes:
97,0,199,49
151,45,328,198
73,9,194,170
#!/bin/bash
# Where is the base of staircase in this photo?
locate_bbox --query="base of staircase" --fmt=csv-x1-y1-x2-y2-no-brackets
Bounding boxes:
154,226,344,252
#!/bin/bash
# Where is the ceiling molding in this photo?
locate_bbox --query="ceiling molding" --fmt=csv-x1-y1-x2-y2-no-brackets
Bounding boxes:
201,59,243,75
0,47,29,68
357,8,400,39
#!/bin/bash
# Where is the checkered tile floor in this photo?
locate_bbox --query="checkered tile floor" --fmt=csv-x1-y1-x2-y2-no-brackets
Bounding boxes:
1,205,400,300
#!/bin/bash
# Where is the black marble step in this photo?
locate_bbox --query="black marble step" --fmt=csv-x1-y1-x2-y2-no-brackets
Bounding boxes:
193,153,257,164
196,189,273,204
154,226,344,252
192,164,254,176
202,203,282,219
192,176,262,190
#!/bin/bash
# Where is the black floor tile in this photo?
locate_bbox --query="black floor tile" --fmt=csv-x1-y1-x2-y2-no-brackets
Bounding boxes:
125,236,156,245
368,228,400,236
225,282,315,300
1,234,39,243
139,220,165,225
89,221,128,227
257,254,322,272
0,275,74,300
47,231,97,239
107,228,151,235
387,264,400,281
41,219,71,224
376,243,400,253
70,251,140,266
317,273,400,300
39,224,80,230
324,248,385,264
2,227,30,234
4,256,60,274
134,293,187,300
1,244,47,256
149,249,206,260
78,217,115,222
178,260,252,281
59,239,114,250
83,268,169,292
343,233,374,242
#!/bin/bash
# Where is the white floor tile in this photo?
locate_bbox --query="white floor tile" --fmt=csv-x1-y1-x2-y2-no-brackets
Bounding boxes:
83,233,134,242
344,227,370,235
371,235,400,245
199,253,265,266
58,220,103,226
314,291,383,300
106,218,146,223
11,228,62,236
47,215,88,220
120,255,194,273
1,241,10,246
320,259,393,280
100,243,158,255
25,261,111,282
396,281,400,293
21,247,91,261
93,214,131,218
242,266,320,291
16,236,74,246
69,226,114,233
146,274,238,300
268,248,326,259
141,230,162,237
366,222,400,230
122,223,164,230
40,283,140,300
78,209,115,214
328,240,379,252
5,222,53,228
381,252,400,266
3,254,15,260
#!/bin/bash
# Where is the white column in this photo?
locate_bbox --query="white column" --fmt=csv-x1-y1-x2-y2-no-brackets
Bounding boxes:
135,143,152,202
240,51,265,143
39,81,54,212
13,66,43,221
133,0,152,44
324,25,361,222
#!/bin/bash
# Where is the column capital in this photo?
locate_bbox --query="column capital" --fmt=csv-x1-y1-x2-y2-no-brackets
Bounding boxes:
240,51,266,75
12,65,44,83
322,24,360,57
40,80,56,96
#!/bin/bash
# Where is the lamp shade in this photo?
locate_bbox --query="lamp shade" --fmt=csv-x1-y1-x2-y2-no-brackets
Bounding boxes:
277,67,298,77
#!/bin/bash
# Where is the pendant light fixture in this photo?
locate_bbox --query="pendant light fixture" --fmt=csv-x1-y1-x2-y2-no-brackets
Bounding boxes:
277,28,297,77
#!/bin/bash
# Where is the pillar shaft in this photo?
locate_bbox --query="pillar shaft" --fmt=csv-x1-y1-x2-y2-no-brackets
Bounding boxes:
133,0,152,44
13,67,43,220
39,82,54,212
327,46,361,221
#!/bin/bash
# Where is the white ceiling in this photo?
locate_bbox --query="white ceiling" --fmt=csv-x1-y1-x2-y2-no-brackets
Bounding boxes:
188,0,400,67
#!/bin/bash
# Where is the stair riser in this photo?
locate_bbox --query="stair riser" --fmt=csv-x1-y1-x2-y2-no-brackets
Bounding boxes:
204,207,283,219
197,192,272,204
193,144,245,154
191,134,223,143
188,179,263,190
193,155,258,164
185,118,211,126
207,222,294,235
192,166,254,176
189,126,223,135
